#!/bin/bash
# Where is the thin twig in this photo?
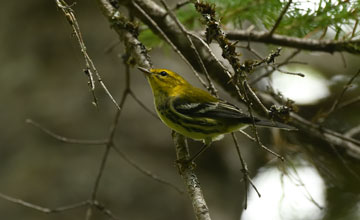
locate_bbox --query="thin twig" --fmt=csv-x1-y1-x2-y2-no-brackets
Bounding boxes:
321,69,360,120
98,79,121,110
108,89,129,141
329,142,360,181
187,31,234,78
323,125,360,146
279,49,302,64
237,43,264,60
132,1,209,90
187,31,250,106
172,0,191,11
337,96,360,110
274,67,305,77
86,54,132,220
0,192,88,213
56,0,121,110
111,142,184,194
129,90,159,119
283,161,324,209
231,132,249,209
319,27,328,40
268,0,293,36
351,19,359,39
231,133,261,210
56,0,97,106
290,113,360,158
107,55,133,145
244,82,270,115
339,52,347,68
86,146,111,220
251,49,301,84
91,147,111,201
93,200,120,220
161,0,218,97
25,119,107,145
342,125,360,161
238,130,284,161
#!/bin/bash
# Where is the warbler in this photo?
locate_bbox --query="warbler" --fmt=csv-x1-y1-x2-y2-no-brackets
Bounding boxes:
138,67,295,162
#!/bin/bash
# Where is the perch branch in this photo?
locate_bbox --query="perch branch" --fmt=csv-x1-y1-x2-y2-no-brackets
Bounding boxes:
172,132,211,220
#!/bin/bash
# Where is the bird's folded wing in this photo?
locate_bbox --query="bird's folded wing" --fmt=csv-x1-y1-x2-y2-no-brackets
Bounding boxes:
171,97,254,122
170,96,297,130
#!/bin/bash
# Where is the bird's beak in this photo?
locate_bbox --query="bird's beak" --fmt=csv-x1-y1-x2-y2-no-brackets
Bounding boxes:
137,67,152,76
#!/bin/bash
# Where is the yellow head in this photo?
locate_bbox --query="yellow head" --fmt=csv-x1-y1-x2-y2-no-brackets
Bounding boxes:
138,67,189,96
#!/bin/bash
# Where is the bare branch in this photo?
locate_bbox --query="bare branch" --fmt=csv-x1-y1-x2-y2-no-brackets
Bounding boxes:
274,67,305,77
111,142,184,194
231,133,261,210
290,113,360,158
129,90,159,120
0,192,88,213
226,30,360,54
237,43,264,59
250,49,301,84
238,130,284,161
55,0,121,110
86,146,111,220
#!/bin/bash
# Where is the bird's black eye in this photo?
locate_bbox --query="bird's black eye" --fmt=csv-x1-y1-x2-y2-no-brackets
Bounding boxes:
159,71,168,76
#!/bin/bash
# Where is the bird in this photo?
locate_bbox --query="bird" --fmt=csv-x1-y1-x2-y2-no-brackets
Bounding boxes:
138,67,295,163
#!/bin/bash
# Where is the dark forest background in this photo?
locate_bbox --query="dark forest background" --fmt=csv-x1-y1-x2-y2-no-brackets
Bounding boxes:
0,0,359,220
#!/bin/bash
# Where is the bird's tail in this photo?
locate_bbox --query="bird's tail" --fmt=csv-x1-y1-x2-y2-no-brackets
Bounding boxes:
254,120,297,131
